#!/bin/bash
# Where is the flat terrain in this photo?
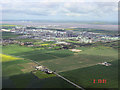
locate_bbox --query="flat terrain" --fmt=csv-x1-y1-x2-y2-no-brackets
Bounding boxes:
60,60,118,88
39,46,118,72
2,32,20,39
1,21,118,30
1,35,75,88
32,70,56,79
1,54,21,62
2,44,118,88
2,44,74,62
2,54,75,88
2,31,118,88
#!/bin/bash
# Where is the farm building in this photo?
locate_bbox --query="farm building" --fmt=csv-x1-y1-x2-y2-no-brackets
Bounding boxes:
41,69,53,74
98,62,111,66
69,49,82,52
56,41,70,45
35,66,53,74
35,66,44,70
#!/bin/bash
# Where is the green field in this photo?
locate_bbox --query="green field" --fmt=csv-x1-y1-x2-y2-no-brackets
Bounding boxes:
32,70,56,79
60,60,118,88
17,38,41,43
2,31,118,88
2,43,118,88
3,44,74,61
2,59,29,77
3,72,75,88
2,32,20,39
76,46,118,58
2,53,75,88
2,44,76,88
2,54,34,77
38,46,118,88
39,46,118,72
2,44,34,55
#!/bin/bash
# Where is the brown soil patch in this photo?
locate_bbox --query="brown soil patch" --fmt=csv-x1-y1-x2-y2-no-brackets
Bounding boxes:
18,62,38,73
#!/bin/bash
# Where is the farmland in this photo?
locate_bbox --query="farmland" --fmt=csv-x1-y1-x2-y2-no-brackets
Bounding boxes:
2,34,76,88
3,72,75,88
1,54,35,77
39,46,118,72
1,54,21,62
2,52,75,88
32,70,56,79
2,43,118,88
2,29,118,89
2,44,74,61
2,32,20,39
60,60,118,88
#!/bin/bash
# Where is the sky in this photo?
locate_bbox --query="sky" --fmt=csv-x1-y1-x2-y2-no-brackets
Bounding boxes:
0,0,119,22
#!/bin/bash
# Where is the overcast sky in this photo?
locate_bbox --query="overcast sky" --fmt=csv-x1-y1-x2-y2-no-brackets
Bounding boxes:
0,0,118,22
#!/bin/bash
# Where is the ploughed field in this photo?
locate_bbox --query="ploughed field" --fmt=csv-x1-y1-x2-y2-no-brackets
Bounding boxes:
2,44,118,88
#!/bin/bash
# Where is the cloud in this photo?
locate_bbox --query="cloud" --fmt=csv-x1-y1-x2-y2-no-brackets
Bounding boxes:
1,1,118,22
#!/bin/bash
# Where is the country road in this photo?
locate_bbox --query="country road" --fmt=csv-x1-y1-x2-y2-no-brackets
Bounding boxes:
54,72,85,90
28,58,85,89
2,53,85,89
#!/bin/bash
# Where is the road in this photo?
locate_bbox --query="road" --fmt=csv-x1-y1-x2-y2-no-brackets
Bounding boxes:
54,72,85,90
24,59,85,89
3,54,85,89
31,59,85,89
